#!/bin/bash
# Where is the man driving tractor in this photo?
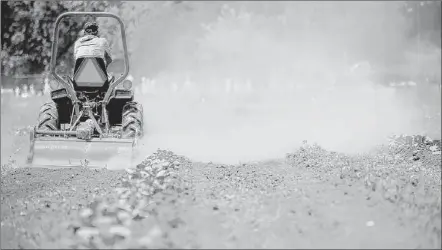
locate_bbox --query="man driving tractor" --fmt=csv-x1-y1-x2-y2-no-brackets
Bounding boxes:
73,21,113,78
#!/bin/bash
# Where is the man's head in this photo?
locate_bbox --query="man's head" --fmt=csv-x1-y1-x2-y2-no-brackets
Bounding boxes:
83,22,99,36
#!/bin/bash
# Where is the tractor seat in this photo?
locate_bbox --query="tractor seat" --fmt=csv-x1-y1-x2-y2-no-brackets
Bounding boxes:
72,57,110,89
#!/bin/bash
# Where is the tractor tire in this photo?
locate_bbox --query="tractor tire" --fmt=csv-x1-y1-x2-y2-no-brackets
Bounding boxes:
122,102,144,138
37,102,59,131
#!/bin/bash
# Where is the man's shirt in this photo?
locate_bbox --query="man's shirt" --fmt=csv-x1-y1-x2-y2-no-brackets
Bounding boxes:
74,35,113,66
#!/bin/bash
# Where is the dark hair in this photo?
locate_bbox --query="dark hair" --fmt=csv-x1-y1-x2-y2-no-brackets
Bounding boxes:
84,22,99,35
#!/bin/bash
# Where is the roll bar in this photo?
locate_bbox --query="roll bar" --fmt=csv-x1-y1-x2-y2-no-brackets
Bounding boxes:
50,12,130,104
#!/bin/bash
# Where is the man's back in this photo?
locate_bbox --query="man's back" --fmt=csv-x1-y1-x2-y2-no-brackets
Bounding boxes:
74,35,112,65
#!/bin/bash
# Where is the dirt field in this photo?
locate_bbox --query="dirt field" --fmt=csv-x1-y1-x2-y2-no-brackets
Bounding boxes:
1,92,441,249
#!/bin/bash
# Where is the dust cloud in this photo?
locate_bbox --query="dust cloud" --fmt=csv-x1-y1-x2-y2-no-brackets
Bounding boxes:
126,2,440,164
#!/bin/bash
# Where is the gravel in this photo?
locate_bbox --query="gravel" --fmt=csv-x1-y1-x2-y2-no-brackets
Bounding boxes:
1,140,441,249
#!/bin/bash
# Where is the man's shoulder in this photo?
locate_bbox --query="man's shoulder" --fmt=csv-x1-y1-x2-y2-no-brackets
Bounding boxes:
95,37,109,44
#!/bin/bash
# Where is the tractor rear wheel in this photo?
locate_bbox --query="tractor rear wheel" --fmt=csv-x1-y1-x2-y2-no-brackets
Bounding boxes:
122,102,143,138
37,102,59,131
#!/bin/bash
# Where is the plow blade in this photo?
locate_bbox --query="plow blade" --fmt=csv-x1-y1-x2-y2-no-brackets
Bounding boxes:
27,136,135,170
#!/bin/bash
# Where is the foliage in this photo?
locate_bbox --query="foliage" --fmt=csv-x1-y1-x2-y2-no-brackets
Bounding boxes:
1,1,189,76
1,1,110,76
1,1,440,80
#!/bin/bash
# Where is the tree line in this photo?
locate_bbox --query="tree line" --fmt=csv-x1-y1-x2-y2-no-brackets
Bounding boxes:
1,1,440,79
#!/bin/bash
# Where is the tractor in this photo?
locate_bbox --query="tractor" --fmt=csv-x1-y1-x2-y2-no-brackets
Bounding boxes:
27,12,143,169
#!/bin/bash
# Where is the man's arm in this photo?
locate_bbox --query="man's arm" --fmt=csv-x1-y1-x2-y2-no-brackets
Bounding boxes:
102,38,113,66
73,40,79,59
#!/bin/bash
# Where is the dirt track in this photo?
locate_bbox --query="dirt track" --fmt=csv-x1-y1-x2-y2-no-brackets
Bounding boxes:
1,93,441,249
1,148,441,249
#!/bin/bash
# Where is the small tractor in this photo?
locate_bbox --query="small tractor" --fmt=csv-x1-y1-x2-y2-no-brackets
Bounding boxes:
27,12,143,169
